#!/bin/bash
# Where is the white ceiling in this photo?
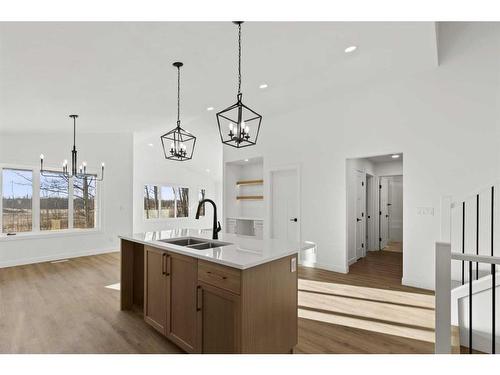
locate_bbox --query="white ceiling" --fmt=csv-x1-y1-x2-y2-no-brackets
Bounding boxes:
0,22,438,134
366,154,403,164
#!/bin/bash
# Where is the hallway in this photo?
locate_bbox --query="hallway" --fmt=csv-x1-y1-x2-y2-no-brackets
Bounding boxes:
296,251,436,353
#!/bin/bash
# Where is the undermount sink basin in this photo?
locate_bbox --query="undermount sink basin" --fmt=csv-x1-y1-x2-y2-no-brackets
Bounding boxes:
186,241,230,250
158,237,231,250
159,237,206,246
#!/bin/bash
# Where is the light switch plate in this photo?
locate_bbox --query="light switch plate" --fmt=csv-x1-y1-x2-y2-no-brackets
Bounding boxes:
291,257,297,272
417,207,435,216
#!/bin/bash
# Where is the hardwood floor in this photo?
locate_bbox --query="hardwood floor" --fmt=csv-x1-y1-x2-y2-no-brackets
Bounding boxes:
296,251,436,354
0,250,436,354
0,253,182,354
383,241,403,253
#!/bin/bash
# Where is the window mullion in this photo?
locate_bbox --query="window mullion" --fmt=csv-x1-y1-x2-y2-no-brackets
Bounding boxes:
33,167,41,232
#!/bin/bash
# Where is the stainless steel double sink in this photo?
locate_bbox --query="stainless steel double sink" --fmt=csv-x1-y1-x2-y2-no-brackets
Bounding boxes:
158,237,231,250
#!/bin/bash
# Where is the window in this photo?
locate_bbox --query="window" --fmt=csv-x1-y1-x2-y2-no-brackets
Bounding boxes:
198,189,206,216
0,167,100,235
144,185,159,219
160,186,175,218
2,169,33,233
144,185,190,219
73,176,96,229
40,172,69,231
176,187,189,218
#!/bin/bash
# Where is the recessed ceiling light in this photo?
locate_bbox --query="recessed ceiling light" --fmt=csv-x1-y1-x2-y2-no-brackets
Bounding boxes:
259,83,268,89
207,107,214,111
148,143,154,147
391,154,400,159
344,45,357,53
244,159,249,162
205,169,210,173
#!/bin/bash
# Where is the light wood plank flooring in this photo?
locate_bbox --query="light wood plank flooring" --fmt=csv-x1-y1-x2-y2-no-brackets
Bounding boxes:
0,250,437,354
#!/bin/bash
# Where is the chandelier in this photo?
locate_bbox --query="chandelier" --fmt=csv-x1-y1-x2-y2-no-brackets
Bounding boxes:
40,115,104,181
161,62,196,161
216,21,262,148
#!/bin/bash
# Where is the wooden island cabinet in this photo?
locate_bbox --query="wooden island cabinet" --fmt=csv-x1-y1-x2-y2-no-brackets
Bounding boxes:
121,239,298,354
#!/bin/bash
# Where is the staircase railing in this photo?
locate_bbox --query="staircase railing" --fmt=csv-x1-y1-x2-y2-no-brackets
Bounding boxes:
435,184,498,354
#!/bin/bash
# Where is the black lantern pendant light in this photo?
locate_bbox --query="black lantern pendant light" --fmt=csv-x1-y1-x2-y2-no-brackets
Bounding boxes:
40,114,105,181
161,62,196,161
217,21,262,148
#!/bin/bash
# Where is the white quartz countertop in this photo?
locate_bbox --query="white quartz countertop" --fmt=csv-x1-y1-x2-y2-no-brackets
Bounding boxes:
119,229,313,270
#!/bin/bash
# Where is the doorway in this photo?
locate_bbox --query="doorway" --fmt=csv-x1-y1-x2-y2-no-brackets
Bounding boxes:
346,154,403,271
269,166,301,243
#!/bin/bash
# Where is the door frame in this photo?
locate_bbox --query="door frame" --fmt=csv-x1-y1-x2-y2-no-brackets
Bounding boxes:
366,173,376,251
265,163,302,246
354,170,367,260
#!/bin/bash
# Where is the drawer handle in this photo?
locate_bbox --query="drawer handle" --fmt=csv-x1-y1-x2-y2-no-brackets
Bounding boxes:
206,271,227,280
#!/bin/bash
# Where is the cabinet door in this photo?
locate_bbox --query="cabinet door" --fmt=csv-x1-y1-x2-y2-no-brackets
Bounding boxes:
197,282,241,354
144,246,168,334
166,252,199,353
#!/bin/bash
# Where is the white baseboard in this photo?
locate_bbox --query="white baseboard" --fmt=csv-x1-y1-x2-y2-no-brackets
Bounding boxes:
401,277,434,291
0,247,119,268
300,260,348,274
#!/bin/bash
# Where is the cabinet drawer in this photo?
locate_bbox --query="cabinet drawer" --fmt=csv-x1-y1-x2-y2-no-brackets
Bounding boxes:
198,261,241,295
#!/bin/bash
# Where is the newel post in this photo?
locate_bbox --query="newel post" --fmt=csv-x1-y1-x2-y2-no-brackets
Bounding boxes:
435,241,452,354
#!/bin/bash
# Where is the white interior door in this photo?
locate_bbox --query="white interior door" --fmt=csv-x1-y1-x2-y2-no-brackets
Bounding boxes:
388,176,403,242
379,177,389,249
355,171,366,259
271,168,299,243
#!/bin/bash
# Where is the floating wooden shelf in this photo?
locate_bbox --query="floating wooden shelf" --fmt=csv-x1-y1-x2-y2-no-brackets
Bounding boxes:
236,195,264,201
236,179,264,186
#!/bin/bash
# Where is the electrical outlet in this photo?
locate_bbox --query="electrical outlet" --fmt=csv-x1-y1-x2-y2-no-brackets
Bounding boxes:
291,257,297,273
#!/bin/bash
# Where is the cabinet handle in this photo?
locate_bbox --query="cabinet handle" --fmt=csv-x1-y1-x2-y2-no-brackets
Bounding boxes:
206,271,227,280
162,253,166,275
196,286,203,311
166,254,171,276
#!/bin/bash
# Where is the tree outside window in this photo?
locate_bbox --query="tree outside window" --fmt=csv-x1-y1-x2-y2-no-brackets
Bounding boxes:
2,169,33,233
40,172,69,230
144,185,159,219
74,176,96,229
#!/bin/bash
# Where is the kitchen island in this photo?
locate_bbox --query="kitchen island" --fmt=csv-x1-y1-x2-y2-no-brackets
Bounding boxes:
119,229,302,354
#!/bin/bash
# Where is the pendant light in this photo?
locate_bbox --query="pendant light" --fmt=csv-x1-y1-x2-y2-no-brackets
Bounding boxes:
40,114,104,181
216,21,262,148
161,62,196,161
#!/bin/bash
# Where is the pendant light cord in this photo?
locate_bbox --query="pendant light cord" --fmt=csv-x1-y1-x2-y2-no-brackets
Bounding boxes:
177,65,181,124
237,22,242,96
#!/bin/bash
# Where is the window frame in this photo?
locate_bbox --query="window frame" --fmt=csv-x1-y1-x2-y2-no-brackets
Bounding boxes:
0,163,102,240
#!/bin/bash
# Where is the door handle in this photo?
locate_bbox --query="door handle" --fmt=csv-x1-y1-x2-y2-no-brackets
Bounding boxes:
162,253,167,275
166,254,171,276
290,218,298,222
196,286,203,311
356,218,361,222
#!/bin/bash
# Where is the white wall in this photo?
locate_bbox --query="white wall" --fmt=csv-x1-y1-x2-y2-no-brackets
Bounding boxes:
132,130,222,234
0,131,133,267
223,23,500,288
